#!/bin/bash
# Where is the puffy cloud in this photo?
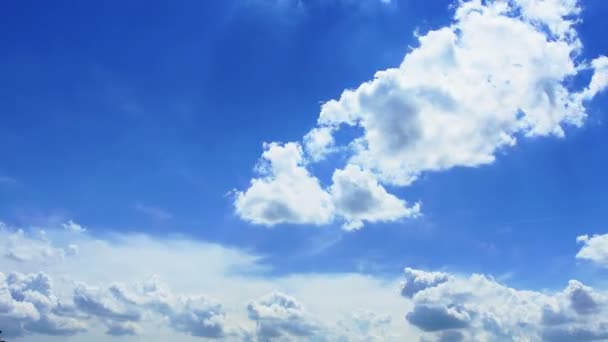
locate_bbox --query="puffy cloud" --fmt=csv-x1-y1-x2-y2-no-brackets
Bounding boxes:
577,234,608,268
236,0,608,229
247,291,319,340
234,142,334,226
62,220,86,233
0,271,86,338
245,292,399,341
0,221,418,341
400,268,608,342
317,0,592,187
168,297,231,338
304,126,336,162
235,142,420,229
401,267,450,298
73,282,143,323
10,221,608,341
4,221,608,341
330,164,420,230
515,0,580,38
406,304,471,332
2,268,246,340
73,276,246,339
566,280,601,316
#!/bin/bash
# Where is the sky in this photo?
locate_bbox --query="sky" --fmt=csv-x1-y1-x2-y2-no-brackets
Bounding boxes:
1,0,608,341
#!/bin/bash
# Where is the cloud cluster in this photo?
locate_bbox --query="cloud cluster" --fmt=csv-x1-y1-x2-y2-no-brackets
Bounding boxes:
235,141,420,230
2,220,608,341
0,271,86,338
0,222,412,341
401,267,608,342
0,270,247,340
247,291,320,340
2,270,401,341
72,275,249,339
234,0,608,229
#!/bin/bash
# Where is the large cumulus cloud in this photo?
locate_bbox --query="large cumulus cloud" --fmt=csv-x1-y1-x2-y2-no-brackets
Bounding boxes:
401,267,608,342
234,0,608,229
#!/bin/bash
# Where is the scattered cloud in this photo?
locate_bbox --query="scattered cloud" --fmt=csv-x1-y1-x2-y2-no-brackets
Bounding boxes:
2,220,608,341
0,221,414,341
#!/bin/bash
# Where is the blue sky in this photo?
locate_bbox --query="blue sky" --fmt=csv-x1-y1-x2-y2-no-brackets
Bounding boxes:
2,1,608,341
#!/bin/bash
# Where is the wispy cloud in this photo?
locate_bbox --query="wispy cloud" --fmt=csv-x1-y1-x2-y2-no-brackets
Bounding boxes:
134,203,173,221
0,175,17,185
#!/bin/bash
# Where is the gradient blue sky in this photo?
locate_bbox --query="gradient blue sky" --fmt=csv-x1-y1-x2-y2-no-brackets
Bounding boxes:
1,1,608,341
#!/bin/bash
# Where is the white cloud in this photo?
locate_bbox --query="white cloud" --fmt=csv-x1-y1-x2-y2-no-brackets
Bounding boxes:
2,226,69,263
580,56,608,100
400,267,608,342
515,0,580,38
167,296,239,339
247,291,320,340
234,142,334,226
304,126,336,162
401,267,450,298
62,221,86,234
330,164,420,230
576,234,608,268
234,143,419,229
317,0,590,186
0,221,417,341
3,220,608,341
235,0,608,229
0,271,86,338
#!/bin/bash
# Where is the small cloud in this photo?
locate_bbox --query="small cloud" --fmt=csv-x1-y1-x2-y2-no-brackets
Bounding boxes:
62,220,87,233
576,233,608,268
